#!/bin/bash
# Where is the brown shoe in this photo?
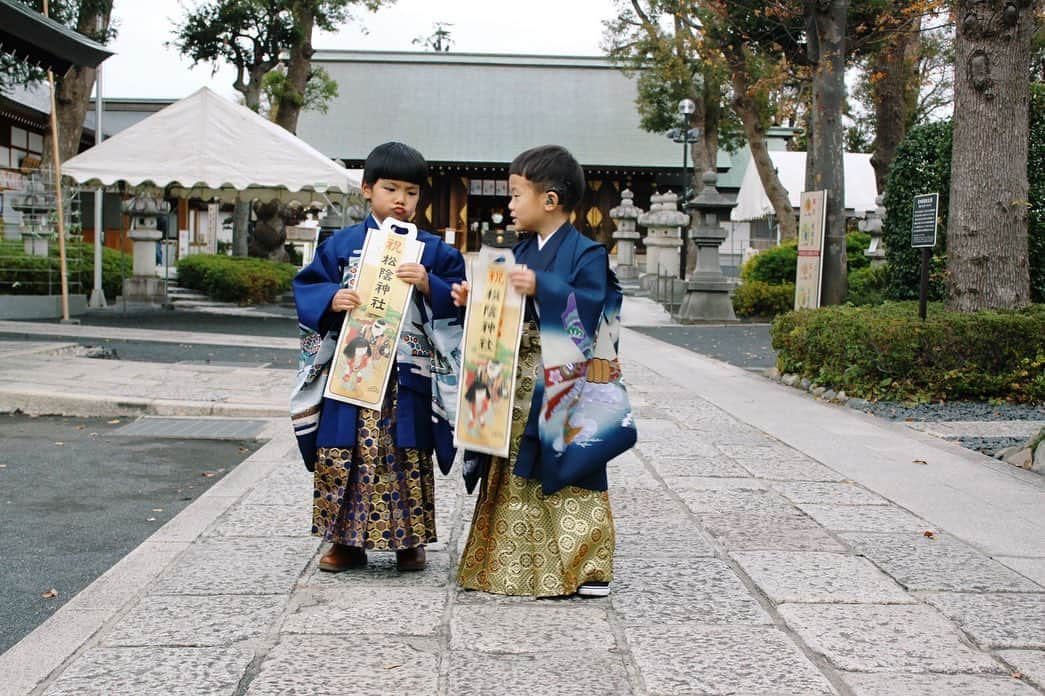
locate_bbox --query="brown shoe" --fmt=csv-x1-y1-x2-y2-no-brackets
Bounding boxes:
396,545,427,572
319,543,366,572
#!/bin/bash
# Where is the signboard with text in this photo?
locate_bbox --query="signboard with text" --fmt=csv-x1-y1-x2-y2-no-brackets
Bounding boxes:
911,193,939,248
794,190,828,310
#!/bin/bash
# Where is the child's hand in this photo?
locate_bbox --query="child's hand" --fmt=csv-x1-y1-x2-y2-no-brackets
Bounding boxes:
330,288,362,312
451,280,470,307
396,262,430,296
510,266,537,296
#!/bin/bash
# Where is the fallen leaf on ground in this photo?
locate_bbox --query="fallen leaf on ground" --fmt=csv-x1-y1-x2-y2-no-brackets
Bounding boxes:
923,531,935,539
41,588,58,599
201,471,216,478
1013,672,1023,679
107,419,121,424
238,446,249,453
912,459,927,465
75,425,85,431
383,664,401,670
152,508,164,513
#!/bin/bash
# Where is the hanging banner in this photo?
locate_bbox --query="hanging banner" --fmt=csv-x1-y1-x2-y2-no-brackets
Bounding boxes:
324,218,425,409
794,190,827,310
454,248,525,458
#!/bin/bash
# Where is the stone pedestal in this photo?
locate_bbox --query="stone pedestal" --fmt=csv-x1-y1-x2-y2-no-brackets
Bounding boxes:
609,189,643,280
677,172,738,323
638,192,688,292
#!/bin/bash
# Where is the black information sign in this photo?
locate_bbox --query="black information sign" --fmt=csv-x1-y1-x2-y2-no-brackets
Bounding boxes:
911,193,939,248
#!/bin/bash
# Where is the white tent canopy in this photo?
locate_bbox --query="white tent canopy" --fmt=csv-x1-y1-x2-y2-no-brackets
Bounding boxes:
63,86,359,202
731,150,878,222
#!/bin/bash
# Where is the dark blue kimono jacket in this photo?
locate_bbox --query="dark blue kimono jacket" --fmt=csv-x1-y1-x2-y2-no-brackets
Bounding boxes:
292,216,466,465
487,222,637,495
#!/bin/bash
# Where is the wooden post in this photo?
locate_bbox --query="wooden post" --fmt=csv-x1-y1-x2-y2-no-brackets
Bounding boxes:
44,0,70,322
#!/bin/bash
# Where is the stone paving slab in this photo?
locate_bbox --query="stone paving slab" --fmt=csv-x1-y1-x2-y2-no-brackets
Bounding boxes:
614,514,718,558
842,532,1044,592
999,650,1045,691
701,510,847,552
661,476,769,490
299,549,454,588
717,445,846,481
626,624,838,695
798,504,932,533
634,437,723,461
778,603,1005,673
996,557,1045,587
842,672,1041,695
647,456,751,478
204,504,312,538
609,488,691,520
283,587,447,637
920,592,1045,649
450,604,615,653
676,488,795,517
102,595,284,647
150,537,317,595
43,646,254,696
245,635,439,695
771,481,889,506
732,551,914,604
448,651,634,695
611,557,770,626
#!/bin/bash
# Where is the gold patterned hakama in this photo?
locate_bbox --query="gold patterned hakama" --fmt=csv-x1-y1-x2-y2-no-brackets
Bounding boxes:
457,324,615,596
312,383,436,551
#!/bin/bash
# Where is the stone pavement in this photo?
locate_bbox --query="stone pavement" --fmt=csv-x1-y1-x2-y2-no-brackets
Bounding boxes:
0,300,1044,695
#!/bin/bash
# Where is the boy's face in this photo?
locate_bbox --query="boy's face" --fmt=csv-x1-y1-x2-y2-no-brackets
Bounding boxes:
508,174,555,232
362,178,420,223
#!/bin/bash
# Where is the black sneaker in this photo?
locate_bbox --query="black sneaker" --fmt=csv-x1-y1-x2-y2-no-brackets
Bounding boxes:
576,581,611,597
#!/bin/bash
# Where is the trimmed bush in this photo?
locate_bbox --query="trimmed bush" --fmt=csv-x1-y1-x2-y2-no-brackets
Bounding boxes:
845,264,889,306
0,240,130,300
732,281,795,318
740,232,874,287
771,302,1045,402
176,254,297,304
883,82,1044,303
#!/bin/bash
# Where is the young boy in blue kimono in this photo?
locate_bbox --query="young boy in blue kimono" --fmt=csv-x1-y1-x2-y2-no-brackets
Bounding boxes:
293,142,465,572
452,145,635,597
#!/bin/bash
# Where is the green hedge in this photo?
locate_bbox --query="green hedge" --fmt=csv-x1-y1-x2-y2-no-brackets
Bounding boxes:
732,281,795,318
176,254,297,304
771,302,1045,402
845,264,889,306
883,83,1044,303
740,232,873,286
0,240,130,300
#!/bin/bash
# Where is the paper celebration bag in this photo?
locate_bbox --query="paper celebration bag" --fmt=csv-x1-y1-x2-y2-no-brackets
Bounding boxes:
324,218,424,409
454,247,525,458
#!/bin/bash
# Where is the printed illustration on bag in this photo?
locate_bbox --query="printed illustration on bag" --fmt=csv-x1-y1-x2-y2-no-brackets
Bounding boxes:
324,219,424,409
454,249,525,458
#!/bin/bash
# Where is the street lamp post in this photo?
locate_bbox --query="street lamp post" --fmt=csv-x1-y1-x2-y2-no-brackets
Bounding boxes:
667,98,699,280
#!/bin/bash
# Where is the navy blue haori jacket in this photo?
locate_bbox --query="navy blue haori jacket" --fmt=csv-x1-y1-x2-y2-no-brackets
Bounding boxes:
465,222,637,495
292,215,465,468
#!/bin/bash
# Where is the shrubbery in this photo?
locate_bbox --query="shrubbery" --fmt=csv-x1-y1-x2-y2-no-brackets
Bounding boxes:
844,264,889,307
176,254,297,304
0,240,129,300
882,83,1044,303
771,302,1045,402
732,281,795,318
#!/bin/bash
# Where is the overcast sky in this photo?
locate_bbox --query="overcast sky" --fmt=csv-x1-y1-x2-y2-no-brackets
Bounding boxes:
101,0,619,99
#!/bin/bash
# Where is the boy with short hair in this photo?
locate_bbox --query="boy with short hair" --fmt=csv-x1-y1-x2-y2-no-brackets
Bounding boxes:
293,141,465,572
452,144,636,597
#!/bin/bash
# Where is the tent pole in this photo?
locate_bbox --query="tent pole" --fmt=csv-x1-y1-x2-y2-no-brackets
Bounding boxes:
89,35,106,308
44,0,70,322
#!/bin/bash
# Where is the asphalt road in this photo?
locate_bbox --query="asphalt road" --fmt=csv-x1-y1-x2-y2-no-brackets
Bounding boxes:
630,323,777,371
0,415,261,654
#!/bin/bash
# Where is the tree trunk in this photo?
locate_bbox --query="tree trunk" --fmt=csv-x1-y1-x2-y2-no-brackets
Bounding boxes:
869,16,922,193
723,41,798,241
40,1,113,169
947,0,1035,311
809,0,850,306
274,2,316,134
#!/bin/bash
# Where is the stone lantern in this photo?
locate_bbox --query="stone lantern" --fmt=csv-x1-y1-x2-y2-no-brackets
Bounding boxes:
677,171,738,322
637,191,688,300
121,193,170,302
859,195,887,266
609,189,643,280
12,173,56,257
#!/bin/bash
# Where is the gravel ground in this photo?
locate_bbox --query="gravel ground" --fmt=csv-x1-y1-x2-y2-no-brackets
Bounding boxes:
848,400,1045,422
956,436,1028,456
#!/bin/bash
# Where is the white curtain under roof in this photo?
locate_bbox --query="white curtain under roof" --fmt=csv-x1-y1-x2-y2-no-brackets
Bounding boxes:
731,150,878,222
63,87,359,202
